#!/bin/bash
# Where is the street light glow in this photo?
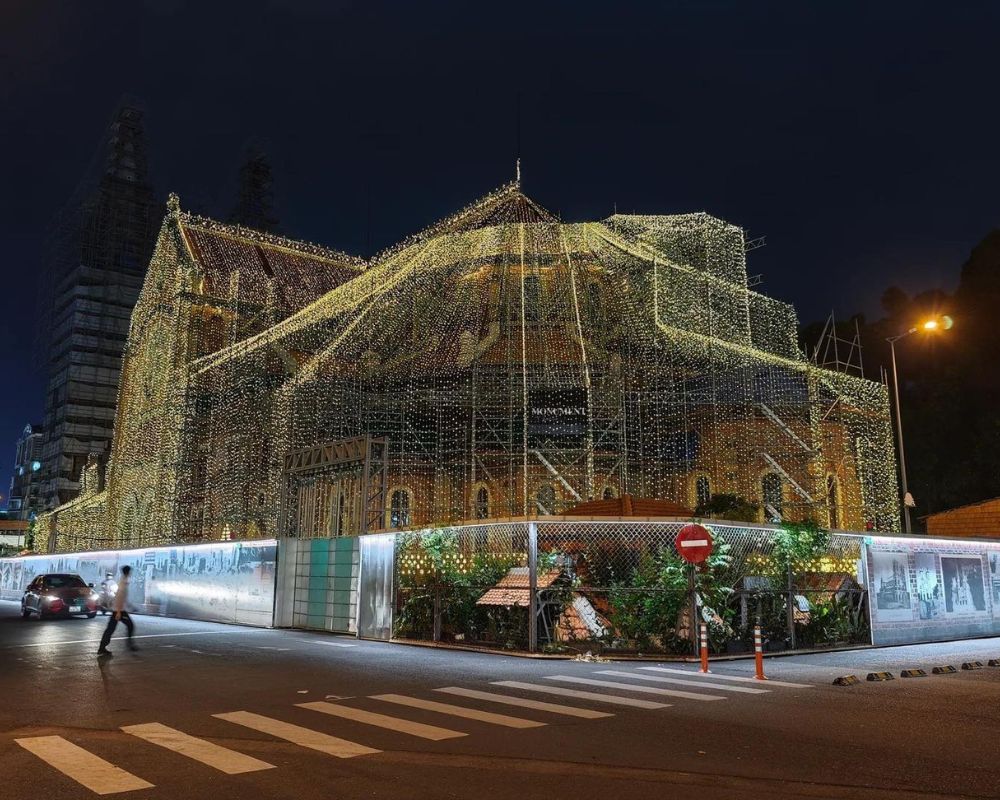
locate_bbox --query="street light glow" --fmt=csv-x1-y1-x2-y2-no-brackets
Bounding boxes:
922,319,939,331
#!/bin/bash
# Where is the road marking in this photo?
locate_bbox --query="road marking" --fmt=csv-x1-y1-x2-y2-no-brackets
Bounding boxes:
15,735,154,794
6,629,269,649
371,694,545,728
213,711,380,758
435,687,613,719
491,681,669,709
256,646,291,651
639,666,813,688
298,701,466,740
307,640,357,648
597,670,769,694
544,675,725,701
121,723,275,774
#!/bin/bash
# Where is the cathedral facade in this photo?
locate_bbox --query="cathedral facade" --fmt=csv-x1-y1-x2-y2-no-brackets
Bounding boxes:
40,182,900,551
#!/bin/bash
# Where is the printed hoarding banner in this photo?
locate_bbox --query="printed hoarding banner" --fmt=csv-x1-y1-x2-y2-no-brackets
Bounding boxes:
0,540,276,626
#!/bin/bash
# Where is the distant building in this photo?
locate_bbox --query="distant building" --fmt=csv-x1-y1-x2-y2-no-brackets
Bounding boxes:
925,497,1000,539
39,103,158,509
8,423,44,520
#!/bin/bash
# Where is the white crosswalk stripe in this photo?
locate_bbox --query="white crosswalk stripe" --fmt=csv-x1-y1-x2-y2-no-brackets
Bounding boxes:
298,701,467,740
371,694,545,728
638,666,813,688
213,711,380,758
121,722,275,774
16,735,154,795
596,670,770,694
435,687,613,719
492,680,669,709
544,675,726,701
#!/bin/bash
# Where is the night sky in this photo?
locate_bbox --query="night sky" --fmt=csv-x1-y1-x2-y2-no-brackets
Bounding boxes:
2,1,999,503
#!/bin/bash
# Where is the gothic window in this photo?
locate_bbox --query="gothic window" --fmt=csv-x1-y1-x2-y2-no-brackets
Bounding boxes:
696,475,711,509
762,473,783,522
474,485,490,519
536,484,556,515
827,475,840,529
389,488,412,529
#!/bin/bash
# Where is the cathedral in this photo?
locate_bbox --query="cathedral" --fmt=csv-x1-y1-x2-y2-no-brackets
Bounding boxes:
40,181,900,551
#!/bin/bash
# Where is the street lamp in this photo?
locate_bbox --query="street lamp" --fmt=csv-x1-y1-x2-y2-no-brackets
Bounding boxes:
886,315,952,533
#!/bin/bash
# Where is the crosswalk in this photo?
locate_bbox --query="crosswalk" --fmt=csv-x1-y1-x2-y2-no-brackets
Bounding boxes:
15,664,811,795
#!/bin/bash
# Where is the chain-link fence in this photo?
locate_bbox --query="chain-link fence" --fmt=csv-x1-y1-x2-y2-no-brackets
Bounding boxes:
389,519,871,655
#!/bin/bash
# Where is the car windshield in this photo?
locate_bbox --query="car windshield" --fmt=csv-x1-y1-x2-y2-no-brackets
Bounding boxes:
43,574,87,589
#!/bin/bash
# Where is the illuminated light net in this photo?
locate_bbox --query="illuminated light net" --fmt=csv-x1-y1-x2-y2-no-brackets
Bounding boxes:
41,182,899,551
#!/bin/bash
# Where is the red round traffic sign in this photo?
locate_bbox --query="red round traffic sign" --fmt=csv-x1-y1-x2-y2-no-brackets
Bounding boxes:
675,523,714,564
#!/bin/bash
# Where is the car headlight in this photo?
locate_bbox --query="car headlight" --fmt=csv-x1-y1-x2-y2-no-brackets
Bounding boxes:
91,592,100,600
45,595,59,602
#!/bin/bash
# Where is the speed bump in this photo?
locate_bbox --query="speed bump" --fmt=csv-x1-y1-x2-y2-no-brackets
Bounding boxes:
866,671,894,682
900,668,927,678
961,661,984,670
988,659,1000,667
932,665,957,674
832,675,860,686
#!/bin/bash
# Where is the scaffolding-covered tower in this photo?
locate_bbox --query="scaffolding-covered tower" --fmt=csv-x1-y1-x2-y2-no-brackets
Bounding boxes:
40,181,900,550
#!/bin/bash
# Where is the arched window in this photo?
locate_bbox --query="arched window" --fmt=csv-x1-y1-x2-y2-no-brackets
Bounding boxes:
695,475,711,509
762,473,783,522
827,475,839,529
536,484,556,515
474,485,490,519
389,488,411,529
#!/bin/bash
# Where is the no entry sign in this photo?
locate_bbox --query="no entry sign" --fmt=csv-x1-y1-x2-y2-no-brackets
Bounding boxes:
676,523,714,564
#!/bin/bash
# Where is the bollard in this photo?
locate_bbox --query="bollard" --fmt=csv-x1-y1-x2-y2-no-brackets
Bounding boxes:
753,624,767,681
699,623,710,673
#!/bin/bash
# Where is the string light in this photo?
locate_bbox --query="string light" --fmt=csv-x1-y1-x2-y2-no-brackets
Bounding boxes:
39,181,900,551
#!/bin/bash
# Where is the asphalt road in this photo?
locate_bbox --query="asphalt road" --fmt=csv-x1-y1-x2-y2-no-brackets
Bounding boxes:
2,601,999,800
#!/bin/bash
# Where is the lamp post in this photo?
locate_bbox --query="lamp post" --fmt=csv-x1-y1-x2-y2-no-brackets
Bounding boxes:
886,317,950,533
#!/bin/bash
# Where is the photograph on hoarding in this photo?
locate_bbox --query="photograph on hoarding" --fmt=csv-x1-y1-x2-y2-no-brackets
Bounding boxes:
989,551,1000,608
941,556,987,614
871,550,913,621
915,552,944,620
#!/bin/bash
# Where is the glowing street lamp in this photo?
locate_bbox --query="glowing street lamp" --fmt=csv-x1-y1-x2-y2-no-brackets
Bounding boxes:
886,316,951,533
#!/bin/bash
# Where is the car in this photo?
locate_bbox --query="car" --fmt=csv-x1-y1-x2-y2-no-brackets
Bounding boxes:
21,573,100,619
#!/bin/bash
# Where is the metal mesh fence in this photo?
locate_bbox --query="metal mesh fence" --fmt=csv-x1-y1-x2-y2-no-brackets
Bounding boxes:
389,520,870,656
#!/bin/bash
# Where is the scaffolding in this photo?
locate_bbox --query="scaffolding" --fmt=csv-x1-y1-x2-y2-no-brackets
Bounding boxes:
40,180,901,551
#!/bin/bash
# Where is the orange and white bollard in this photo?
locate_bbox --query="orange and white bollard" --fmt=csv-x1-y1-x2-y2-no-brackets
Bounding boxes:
754,624,768,681
699,622,710,673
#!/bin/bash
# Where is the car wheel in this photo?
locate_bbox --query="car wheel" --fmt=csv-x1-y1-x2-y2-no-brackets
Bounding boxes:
87,612,97,618
21,607,30,619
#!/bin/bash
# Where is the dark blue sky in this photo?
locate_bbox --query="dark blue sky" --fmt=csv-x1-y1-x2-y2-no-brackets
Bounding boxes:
2,1,999,502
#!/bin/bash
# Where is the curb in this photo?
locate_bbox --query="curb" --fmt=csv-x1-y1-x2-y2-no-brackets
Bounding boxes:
932,665,957,674
833,675,860,686
866,671,894,682
900,668,927,678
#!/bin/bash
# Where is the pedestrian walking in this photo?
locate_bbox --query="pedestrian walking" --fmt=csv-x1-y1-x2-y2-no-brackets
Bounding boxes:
97,565,137,656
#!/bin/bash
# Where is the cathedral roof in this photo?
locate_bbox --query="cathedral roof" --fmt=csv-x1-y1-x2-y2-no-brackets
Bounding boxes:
373,180,558,263
176,211,364,315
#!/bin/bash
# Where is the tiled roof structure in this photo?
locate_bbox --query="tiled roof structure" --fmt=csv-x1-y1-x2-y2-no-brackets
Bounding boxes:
476,567,562,607
925,497,1000,539
180,218,363,316
563,493,693,518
